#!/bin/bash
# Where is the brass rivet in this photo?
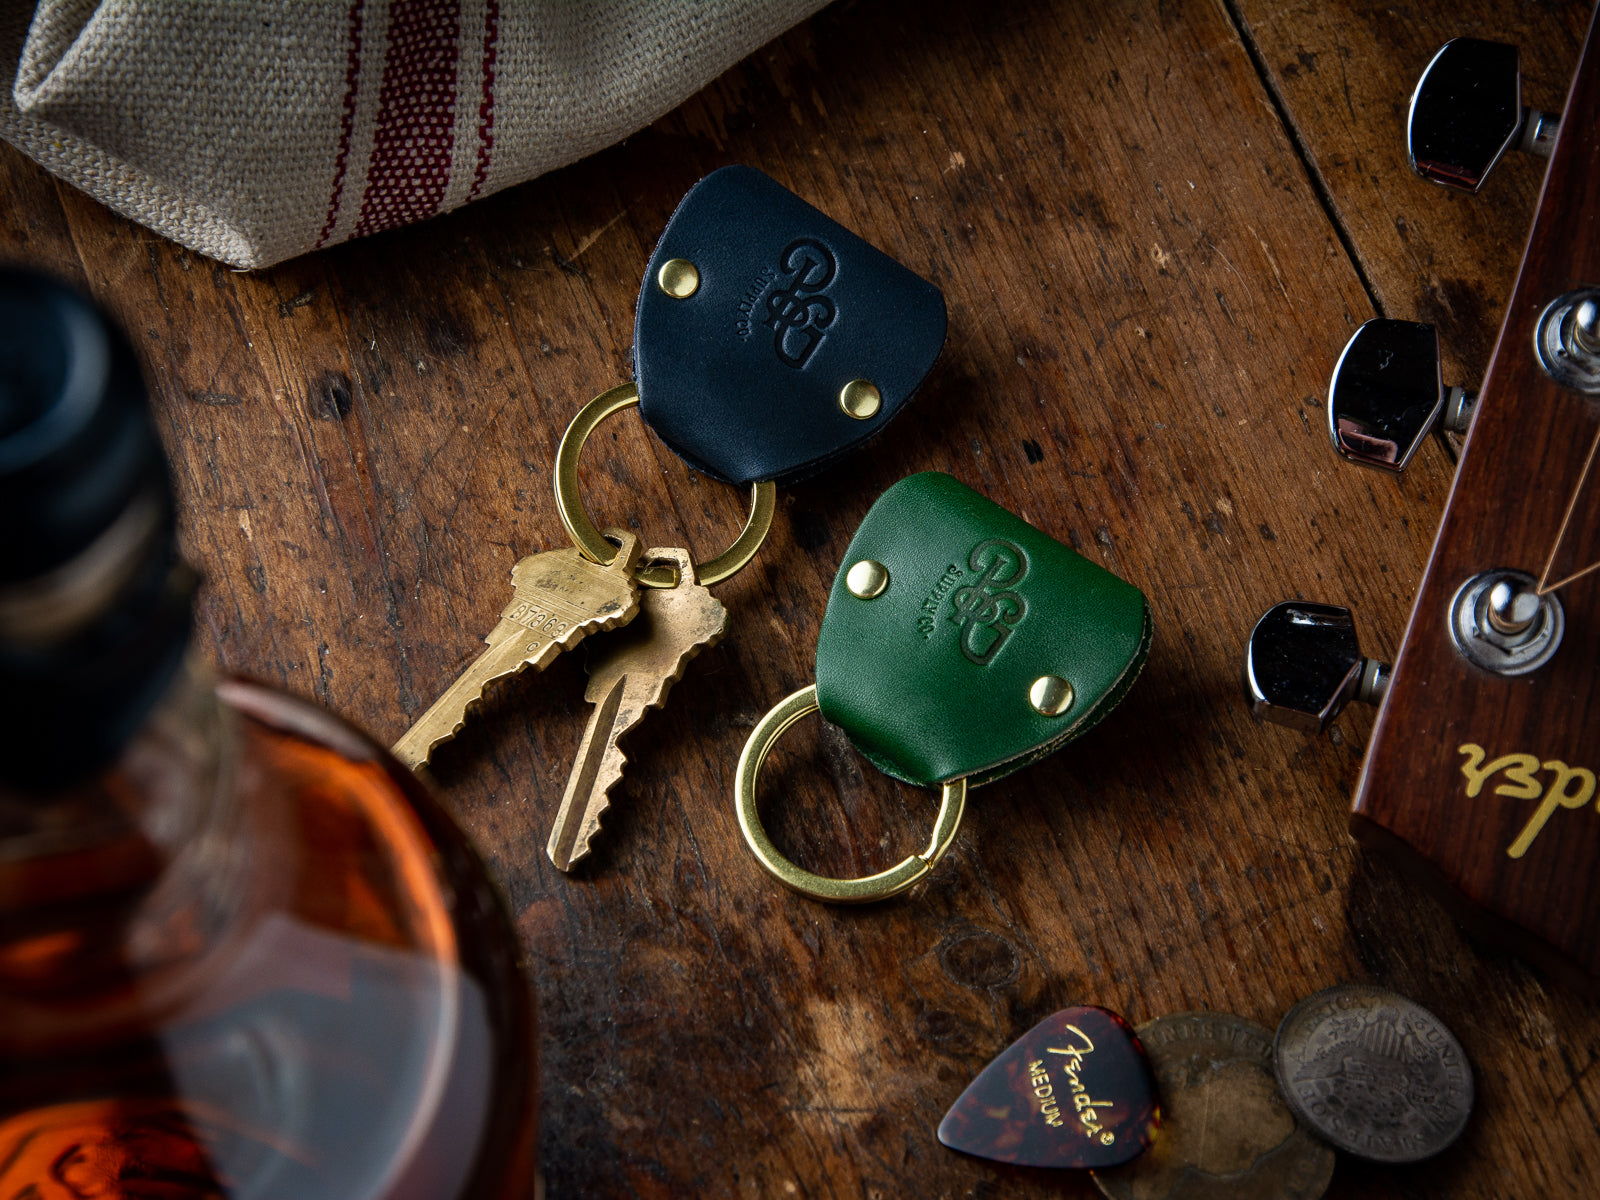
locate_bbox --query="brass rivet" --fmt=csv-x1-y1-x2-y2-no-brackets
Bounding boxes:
839,379,882,420
1030,675,1075,717
657,258,700,299
846,559,890,599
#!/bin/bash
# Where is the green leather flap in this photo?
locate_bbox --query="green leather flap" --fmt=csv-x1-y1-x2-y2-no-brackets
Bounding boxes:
814,473,1150,788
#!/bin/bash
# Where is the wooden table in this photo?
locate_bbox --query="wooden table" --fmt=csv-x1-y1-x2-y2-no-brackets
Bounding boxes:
4,1,1595,1195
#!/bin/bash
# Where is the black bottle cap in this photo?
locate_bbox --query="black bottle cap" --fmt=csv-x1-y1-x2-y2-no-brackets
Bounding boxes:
0,271,194,792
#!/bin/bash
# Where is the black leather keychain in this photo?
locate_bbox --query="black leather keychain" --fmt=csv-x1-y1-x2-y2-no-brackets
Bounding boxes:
555,165,947,587
394,168,945,797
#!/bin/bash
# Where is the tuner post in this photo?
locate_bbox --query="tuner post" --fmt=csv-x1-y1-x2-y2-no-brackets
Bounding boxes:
1441,386,1475,436
1244,602,1391,735
1573,299,1600,356
1450,570,1564,676
1354,656,1391,707
1486,578,1541,637
1517,107,1561,158
1535,288,1600,394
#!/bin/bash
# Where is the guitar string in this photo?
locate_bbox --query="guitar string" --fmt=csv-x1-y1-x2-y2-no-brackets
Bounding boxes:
1536,415,1600,596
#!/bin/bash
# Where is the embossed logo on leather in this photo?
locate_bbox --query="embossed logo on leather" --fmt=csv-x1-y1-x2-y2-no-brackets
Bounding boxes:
917,563,964,640
948,538,1029,664
762,238,836,368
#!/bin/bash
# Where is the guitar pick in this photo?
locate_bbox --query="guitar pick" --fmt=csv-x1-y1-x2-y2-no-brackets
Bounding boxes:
937,1006,1159,1169
815,472,1151,787
634,165,947,486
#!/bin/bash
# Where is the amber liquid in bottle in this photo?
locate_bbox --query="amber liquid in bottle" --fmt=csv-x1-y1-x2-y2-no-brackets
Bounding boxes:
0,668,538,1199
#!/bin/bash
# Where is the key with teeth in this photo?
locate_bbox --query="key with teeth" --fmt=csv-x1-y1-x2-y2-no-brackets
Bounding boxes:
547,548,728,871
393,532,643,772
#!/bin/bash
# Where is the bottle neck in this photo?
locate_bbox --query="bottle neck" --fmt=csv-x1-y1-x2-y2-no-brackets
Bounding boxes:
0,655,255,1047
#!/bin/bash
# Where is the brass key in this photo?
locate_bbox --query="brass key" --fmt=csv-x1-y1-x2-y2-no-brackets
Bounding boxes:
547,548,727,871
393,532,643,772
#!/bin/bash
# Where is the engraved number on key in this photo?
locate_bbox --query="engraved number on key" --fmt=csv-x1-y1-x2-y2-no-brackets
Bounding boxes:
547,548,728,871
392,532,643,772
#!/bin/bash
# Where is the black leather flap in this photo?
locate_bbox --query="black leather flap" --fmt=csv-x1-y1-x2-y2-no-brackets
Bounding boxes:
635,166,946,486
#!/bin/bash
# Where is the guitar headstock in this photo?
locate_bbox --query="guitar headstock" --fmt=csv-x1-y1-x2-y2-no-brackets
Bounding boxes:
1247,14,1600,991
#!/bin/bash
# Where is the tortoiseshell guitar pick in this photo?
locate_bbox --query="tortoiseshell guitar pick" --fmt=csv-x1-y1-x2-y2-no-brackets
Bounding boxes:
937,1006,1159,1169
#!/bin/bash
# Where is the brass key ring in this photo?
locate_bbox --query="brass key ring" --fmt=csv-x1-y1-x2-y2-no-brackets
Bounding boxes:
735,685,968,903
555,383,777,589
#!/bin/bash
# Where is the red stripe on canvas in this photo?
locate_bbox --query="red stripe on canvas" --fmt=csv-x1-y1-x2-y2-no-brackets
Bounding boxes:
355,0,463,238
467,0,499,201
315,0,365,249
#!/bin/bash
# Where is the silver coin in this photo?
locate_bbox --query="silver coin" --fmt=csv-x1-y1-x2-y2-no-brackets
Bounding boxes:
1273,984,1473,1163
1092,1012,1335,1200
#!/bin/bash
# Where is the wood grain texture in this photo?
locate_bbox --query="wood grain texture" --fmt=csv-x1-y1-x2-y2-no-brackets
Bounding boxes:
1233,0,1591,388
1,1,1594,1196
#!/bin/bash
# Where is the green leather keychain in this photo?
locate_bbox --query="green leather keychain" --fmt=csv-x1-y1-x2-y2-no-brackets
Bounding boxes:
736,472,1151,902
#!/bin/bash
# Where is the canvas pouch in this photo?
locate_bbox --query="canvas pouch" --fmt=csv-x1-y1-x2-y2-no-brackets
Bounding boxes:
0,0,826,268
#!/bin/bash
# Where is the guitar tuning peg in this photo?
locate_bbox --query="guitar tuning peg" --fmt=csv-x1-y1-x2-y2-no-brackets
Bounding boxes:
1244,602,1390,735
1328,318,1476,471
1408,38,1561,192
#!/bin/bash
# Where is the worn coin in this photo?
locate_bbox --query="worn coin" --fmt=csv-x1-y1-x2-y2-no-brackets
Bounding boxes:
1273,984,1472,1163
1091,1012,1335,1200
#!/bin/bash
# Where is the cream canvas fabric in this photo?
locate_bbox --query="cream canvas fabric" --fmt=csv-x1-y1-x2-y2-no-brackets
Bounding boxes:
0,0,827,268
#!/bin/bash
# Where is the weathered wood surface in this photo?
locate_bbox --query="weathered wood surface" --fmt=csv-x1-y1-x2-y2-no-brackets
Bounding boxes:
1236,0,1591,381
2,1,1594,1196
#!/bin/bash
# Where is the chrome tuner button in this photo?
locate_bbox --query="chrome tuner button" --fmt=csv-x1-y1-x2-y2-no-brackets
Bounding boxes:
1408,38,1559,192
1328,319,1474,470
1535,288,1600,394
1244,602,1390,735
1450,570,1564,676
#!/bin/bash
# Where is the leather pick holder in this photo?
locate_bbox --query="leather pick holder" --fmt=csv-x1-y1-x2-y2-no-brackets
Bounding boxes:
554,167,944,595
815,472,1151,787
734,472,1151,904
634,165,947,486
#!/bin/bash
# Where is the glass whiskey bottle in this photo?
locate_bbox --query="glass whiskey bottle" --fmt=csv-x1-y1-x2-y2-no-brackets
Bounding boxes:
0,271,539,1198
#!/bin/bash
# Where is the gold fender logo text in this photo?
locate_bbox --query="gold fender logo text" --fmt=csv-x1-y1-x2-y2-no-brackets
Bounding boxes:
1458,743,1597,858
1022,1025,1116,1145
